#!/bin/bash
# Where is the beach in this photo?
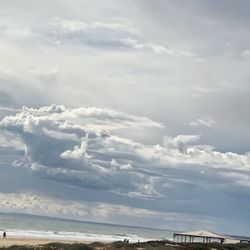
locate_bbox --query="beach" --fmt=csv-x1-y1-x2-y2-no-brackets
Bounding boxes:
0,237,92,247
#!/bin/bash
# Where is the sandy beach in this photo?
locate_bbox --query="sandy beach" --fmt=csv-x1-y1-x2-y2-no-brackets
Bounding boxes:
0,237,92,247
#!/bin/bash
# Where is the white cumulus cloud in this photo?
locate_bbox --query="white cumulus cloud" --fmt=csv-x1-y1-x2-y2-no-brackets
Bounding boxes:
0,105,250,201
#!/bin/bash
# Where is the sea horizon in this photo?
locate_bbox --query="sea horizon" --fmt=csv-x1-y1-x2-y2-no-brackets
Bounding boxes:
0,212,175,242
0,212,249,243
0,211,174,233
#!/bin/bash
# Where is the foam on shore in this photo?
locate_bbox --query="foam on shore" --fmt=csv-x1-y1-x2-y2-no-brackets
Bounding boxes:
6,229,162,243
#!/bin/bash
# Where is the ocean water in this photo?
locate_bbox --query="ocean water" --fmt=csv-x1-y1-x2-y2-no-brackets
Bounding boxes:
0,213,174,243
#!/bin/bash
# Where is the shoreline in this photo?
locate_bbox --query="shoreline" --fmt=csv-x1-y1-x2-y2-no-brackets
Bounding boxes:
0,237,94,247
0,229,159,244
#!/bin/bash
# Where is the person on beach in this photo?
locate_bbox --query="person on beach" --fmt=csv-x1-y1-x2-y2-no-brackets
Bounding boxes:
3,231,6,238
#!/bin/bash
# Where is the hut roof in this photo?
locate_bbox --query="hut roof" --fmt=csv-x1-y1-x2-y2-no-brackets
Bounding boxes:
174,230,225,239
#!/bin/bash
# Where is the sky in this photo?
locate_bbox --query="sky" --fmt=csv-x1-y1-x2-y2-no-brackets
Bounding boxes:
0,0,250,236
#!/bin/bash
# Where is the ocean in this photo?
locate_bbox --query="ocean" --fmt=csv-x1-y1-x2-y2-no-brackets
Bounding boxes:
0,213,174,243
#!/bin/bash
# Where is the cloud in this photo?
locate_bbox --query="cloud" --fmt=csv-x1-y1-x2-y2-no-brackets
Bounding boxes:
0,104,250,203
163,134,200,151
0,105,163,198
189,118,215,127
47,18,195,57
51,18,138,34
159,135,250,171
0,192,157,219
2,192,156,223
0,65,62,109
121,37,196,57
20,104,163,130
0,15,196,58
0,66,18,76
47,17,139,49
0,192,218,229
0,192,88,217
0,106,20,112
0,130,24,151
0,18,32,40
241,49,250,58
218,171,250,187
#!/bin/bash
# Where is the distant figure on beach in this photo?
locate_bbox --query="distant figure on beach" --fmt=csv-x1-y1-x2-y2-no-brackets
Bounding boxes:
3,231,6,238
